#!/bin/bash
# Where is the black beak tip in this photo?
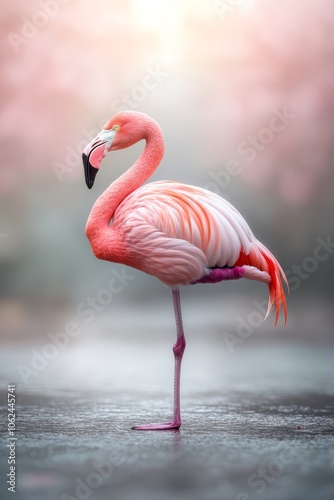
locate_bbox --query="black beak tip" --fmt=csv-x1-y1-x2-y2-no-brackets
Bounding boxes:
82,153,98,189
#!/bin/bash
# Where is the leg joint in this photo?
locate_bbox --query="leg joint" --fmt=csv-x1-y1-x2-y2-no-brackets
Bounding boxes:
173,335,186,356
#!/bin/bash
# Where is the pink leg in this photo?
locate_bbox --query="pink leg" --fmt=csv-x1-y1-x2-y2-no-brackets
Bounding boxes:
132,289,186,430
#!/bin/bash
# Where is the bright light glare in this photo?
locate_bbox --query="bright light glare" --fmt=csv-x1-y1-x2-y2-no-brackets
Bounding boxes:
132,0,213,31
131,0,213,65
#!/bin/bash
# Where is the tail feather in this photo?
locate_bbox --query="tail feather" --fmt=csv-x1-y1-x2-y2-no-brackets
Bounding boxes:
235,243,289,326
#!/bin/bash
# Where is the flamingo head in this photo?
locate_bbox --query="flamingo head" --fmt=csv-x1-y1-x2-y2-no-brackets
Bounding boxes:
82,110,158,189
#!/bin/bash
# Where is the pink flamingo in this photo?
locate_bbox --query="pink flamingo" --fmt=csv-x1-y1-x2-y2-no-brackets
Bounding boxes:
82,111,288,431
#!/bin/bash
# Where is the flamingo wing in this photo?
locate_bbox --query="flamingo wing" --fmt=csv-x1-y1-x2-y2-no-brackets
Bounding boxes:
113,181,287,324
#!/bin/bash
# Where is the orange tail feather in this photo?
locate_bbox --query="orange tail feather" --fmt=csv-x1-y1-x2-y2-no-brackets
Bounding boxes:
236,245,289,326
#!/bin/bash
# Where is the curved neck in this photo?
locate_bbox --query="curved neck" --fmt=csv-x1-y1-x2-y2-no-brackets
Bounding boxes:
86,127,164,239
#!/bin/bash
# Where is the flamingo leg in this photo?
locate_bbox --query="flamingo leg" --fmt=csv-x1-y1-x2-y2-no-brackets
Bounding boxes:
132,288,186,430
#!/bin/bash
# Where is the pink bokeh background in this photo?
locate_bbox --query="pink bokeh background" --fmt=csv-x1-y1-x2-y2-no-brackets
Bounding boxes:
1,0,334,343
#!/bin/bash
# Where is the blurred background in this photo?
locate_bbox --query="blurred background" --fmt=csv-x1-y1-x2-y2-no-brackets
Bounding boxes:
1,2,334,500
1,0,334,386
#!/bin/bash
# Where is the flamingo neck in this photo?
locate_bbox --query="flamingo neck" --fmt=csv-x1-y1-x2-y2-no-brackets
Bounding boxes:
85,127,164,240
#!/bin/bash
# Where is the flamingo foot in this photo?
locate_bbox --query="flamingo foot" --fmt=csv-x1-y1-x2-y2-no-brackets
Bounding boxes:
131,419,181,431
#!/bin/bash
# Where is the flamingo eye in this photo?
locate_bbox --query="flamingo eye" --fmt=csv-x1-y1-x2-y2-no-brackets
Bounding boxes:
112,124,121,131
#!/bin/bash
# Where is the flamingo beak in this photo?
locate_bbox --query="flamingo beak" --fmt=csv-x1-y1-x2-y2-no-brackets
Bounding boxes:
82,129,117,189
82,152,98,190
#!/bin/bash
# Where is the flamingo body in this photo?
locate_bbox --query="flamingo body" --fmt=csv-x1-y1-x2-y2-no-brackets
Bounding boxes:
82,110,288,430
111,180,285,320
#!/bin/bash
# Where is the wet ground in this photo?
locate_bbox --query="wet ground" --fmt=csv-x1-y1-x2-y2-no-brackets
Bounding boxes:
0,339,334,500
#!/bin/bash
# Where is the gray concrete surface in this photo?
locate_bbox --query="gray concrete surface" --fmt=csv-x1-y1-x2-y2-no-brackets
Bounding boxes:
0,342,334,500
